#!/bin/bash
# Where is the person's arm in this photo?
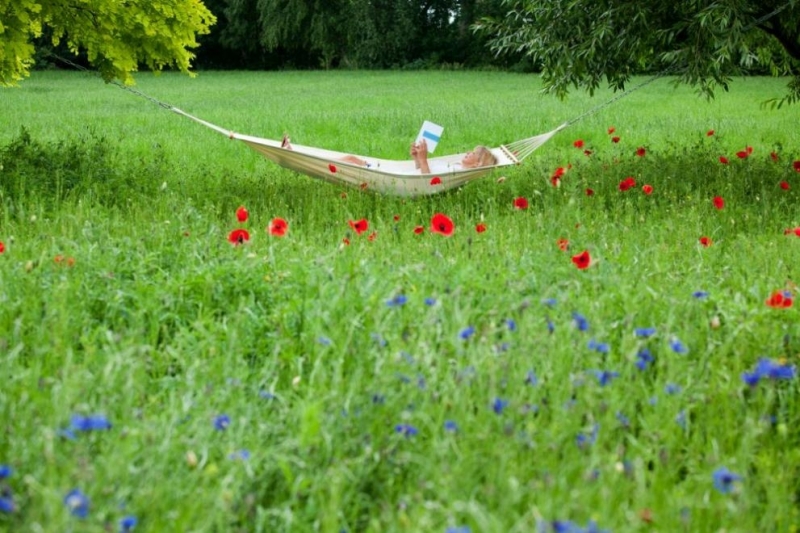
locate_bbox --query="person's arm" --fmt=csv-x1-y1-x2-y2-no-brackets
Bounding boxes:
411,140,431,174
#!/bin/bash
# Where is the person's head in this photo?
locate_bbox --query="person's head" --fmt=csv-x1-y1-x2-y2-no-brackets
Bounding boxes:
461,146,497,168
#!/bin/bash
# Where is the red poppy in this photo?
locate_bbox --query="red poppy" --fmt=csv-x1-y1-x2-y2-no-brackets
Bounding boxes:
707,129,715,136
736,150,749,159
796,228,800,237
719,156,729,164
236,206,248,223
571,250,591,269
413,225,425,235
340,192,348,199
611,136,620,143
551,176,561,187
328,163,338,174
393,214,400,222
712,196,725,210
699,236,712,247
585,188,595,196
476,223,487,233
642,184,653,195
359,182,368,190
780,181,790,190
228,228,250,245
765,290,793,309
770,151,779,162
794,160,800,172
430,176,442,185
573,139,584,148
268,217,288,237
584,150,593,157
514,197,529,210
747,146,753,155
368,231,377,241
430,213,454,236
349,219,368,235
0,241,4,254
607,126,616,134
54,254,64,264
619,177,636,191
557,238,569,251
342,237,350,246
635,147,646,157
552,167,566,179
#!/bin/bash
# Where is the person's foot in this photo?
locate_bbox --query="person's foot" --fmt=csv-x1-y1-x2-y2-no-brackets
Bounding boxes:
281,134,293,150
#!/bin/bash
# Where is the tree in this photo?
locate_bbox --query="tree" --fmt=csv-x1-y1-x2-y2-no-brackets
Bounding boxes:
476,0,800,106
0,0,216,86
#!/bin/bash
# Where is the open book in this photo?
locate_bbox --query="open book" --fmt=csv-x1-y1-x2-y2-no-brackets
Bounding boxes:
415,121,444,153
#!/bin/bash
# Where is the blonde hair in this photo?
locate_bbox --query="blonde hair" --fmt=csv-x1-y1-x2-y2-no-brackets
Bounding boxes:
474,146,497,167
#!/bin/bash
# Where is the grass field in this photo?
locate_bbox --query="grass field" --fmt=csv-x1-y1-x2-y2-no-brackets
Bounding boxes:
1,70,800,532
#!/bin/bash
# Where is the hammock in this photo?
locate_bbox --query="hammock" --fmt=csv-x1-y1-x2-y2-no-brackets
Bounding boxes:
172,107,567,197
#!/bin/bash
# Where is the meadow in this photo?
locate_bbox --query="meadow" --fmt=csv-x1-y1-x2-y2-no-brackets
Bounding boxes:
1,70,800,532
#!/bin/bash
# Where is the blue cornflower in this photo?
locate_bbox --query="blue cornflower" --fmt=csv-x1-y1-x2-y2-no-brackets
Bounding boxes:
524,370,538,386
371,394,385,404
552,521,580,533
424,297,437,306
258,390,276,400
634,327,657,338
676,410,687,429
395,424,418,438
228,449,251,461
505,319,517,332
546,319,555,334
64,489,90,518
444,420,459,433
669,338,689,354
120,515,138,532
591,370,619,386
0,465,11,479
317,336,332,346
692,290,709,299
459,326,475,340
446,527,471,533
587,339,610,354
370,333,387,347
616,411,630,427
712,466,742,494
385,295,407,307
741,371,761,387
542,298,557,307
572,312,589,332
665,383,682,395
753,358,796,380
0,495,15,514
576,424,599,448
70,414,112,432
492,397,509,414
213,414,231,431
584,521,610,533
635,348,654,370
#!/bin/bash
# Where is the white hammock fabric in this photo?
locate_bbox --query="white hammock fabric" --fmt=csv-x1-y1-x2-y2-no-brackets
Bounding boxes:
172,108,567,197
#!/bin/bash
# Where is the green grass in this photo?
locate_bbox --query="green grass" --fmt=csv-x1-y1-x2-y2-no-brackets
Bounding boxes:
1,71,800,532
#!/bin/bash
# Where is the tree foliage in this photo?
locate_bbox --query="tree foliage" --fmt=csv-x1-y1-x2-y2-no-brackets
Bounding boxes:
476,0,800,105
0,0,216,86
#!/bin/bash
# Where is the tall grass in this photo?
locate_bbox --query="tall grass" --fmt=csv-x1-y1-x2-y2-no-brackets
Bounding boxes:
0,71,799,532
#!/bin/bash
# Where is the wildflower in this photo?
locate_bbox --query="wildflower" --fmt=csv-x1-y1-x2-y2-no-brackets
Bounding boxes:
348,219,368,235
228,449,251,461
616,411,630,427
585,188,595,196
386,295,408,307
424,297,437,306
793,160,800,172
444,420,459,433
459,326,475,340
513,197,529,210
642,184,653,195
608,126,616,134
328,163,337,173
765,290,793,308
430,213,454,236
475,223,487,233
446,527,471,533
413,225,425,235
227,228,250,245
318,336,332,346
505,318,517,331
551,176,562,187
742,358,796,386
669,338,688,354
576,423,599,448
707,129,715,136
367,230,377,241
557,238,569,251
268,217,288,237
0,465,11,479
587,339,610,354
699,236,712,247
0,242,4,254
592,370,619,386
571,250,591,269
492,398,509,414
665,383,682,394
692,290,709,299
70,414,112,432
719,156,729,164
524,370,538,386
736,150,749,159
430,176,442,185
0,494,14,514
635,147,646,157
712,196,725,210
619,177,636,191
712,467,742,494
584,150,593,157
635,348,654,370
546,319,555,333
64,489,90,518
235,206,248,223
213,414,231,431
572,312,589,331
634,327,657,338
120,515,138,532
395,424,418,437
770,151,779,162
573,139,584,148
542,298,557,307
780,181,790,190
611,136,620,143
675,410,687,429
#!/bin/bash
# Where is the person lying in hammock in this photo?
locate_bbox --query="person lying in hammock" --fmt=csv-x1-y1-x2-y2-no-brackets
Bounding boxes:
280,135,497,174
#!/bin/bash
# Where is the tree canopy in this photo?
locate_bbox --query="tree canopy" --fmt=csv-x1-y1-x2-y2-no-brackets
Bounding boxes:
476,0,800,105
0,0,216,86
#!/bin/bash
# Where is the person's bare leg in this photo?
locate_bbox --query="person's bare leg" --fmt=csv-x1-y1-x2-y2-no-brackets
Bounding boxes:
339,155,368,166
